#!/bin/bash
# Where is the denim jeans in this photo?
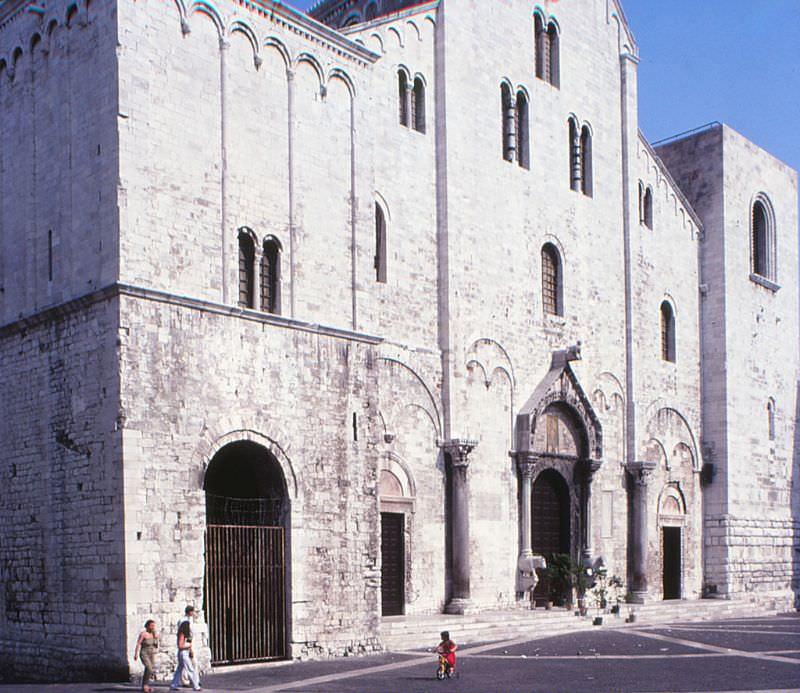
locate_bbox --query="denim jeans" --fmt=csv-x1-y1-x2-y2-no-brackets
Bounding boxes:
170,649,200,690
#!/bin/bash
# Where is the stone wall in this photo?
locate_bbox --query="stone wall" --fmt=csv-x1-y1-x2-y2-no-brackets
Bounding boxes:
0,0,119,326
0,293,124,681
658,124,800,600
117,291,383,673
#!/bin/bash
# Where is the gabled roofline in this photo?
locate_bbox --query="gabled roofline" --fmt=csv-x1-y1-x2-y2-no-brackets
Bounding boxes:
638,130,704,232
609,0,637,56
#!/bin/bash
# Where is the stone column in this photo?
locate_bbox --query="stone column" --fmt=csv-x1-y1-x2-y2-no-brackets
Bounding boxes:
443,439,477,615
515,453,542,595
580,459,603,564
626,460,656,602
517,454,538,560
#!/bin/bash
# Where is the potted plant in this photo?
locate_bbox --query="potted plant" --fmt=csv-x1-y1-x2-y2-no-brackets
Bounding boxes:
590,567,608,624
608,575,624,615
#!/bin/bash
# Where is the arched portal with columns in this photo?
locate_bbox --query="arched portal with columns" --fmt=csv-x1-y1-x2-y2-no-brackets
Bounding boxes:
514,347,603,600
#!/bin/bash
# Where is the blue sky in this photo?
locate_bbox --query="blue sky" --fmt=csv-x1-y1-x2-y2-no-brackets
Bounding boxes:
290,0,800,174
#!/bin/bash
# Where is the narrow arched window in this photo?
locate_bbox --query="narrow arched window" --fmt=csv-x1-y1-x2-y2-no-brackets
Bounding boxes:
643,186,653,229
580,125,593,197
375,203,387,283
541,243,563,316
501,83,515,162
398,70,410,127
261,237,281,314
767,399,776,441
534,14,546,80
515,91,530,169
568,118,580,191
547,22,560,88
660,301,676,362
412,77,426,133
364,2,378,21
751,198,775,280
238,230,256,309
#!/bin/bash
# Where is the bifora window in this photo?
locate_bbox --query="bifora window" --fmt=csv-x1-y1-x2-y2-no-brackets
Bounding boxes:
541,243,563,316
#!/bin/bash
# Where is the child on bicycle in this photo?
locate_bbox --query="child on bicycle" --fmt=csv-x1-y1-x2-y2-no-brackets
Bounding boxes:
435,630,457,678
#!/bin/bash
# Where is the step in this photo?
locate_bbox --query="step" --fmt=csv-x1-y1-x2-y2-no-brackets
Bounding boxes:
380,598,789,652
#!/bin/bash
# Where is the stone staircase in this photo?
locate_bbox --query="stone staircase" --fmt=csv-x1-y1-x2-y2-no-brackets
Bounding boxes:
380,597,794,652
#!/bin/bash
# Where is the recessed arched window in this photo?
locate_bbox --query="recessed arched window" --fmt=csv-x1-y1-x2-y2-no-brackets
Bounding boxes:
261,236,282,314
534,14,559,87
398,70,410,127
541,243,563,316
238,229,256,309
580,125,593,197
412,77,426,133
767,399,776,441
534,13,546,80
515,90,530,169
364,2,378,21
642,185,653,229
374,203,387,283
568,118,580,191
501,82,515,162
751,196,776,281
547,22,560,88
660,301,676,363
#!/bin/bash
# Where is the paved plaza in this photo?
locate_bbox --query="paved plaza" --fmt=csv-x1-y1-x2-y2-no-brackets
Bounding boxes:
2,615,798,693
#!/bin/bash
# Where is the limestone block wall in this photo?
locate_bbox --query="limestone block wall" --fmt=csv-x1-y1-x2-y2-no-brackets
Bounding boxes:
631,137,703,600
436,0,633,598
0,294,124,681
375,347,446,613
0,0,120,326
116,0,378,330
346,8,440,350
118,292,383,670
718,127,798,600
658,124,799,602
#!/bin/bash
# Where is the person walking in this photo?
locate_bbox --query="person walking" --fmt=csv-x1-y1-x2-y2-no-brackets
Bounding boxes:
133,619,159,693
170,618,201,691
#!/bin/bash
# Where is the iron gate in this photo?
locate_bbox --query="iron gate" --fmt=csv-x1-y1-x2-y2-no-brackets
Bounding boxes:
205,525,286,664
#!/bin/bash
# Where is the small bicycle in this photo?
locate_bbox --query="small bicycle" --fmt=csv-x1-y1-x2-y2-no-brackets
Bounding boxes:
436,653,455,680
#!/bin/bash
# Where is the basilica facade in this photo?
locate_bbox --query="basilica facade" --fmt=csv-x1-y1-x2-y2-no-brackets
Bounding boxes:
0,0,797,681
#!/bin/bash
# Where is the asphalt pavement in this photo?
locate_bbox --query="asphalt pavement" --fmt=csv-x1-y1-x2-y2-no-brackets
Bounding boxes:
2,614,799,693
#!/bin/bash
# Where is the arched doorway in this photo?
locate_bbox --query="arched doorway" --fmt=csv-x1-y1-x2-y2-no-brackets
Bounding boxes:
204,441,289,664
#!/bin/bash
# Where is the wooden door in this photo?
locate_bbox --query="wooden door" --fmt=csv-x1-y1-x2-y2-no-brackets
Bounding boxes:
380,512,405,616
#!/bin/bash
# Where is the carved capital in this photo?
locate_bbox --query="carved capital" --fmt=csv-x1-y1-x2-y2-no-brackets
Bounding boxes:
626,460,656,486
515,452,540,480
440,438,478,468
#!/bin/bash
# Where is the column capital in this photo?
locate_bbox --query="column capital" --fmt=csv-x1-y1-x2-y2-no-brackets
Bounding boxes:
514,452,540,479
626,460,656,486
440,438,478,468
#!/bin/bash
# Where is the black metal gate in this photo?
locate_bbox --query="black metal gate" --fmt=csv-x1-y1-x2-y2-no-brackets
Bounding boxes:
380,512,405,616
206,524,286,664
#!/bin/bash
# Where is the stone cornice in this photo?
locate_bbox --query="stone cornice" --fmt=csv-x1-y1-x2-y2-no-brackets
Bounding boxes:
0,0,31,29
0,283,384,345
230,0,380,65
